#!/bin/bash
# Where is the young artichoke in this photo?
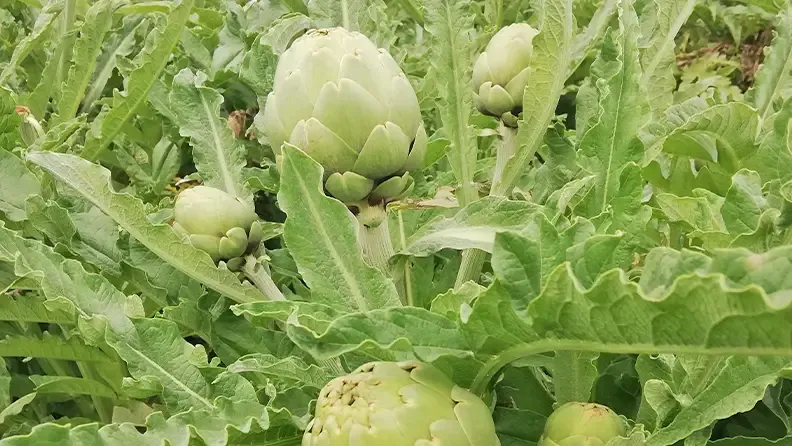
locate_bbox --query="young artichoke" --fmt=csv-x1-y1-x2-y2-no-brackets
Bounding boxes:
173,186,263,262
539,402,626,446
261,28,427,206
472,23,538,126
303,361,500,446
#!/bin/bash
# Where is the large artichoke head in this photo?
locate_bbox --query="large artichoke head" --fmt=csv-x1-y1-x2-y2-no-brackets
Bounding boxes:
262,28,427,204
303,361,500,446
473,23,538,126
173,186,263,262
539,402,626,446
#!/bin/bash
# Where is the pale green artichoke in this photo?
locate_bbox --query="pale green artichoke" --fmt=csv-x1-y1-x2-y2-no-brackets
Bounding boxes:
473,23,538,126
539,402,626,446
173,186,263,262
303,361,500,446
261,28,427,205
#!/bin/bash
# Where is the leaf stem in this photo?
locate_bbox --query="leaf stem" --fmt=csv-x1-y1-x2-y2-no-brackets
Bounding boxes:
357,205,395,273
242,255,286,301
454,123,517,288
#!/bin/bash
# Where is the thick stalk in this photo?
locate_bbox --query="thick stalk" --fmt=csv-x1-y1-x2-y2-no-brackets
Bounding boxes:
242,255,286,300
357,204,395,273
454,123,517,288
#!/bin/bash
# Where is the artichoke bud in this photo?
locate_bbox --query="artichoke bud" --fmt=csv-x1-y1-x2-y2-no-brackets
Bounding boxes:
539,402,626,446
173,186,261,262
473,24,538,126
16,105,44,147
303,361,501,446
263,28,427,205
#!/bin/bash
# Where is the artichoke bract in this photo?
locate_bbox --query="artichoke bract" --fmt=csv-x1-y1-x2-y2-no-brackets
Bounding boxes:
173,186,263,262
539,402,626,446
473,23,538,126
303,361,500,446
262,28,427,205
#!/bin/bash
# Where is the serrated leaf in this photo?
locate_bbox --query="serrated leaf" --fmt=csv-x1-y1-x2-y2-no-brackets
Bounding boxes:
0,334,113,363
491,0,574,196
53,0,117,125
401,197,547,257
287,306,472,363
577,0,648,217
170,69,251,203
277,144,400,311
25,152,266,303
0,1,63,85
424,0,477,204
228,354,332,389
0,150,40,222
81,0,194,161
639,0,698,115
748,3,792,121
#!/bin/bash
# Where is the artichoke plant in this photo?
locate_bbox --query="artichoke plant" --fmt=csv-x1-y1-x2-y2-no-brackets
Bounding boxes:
473,23,538,126
539,402,626,446
303,361,500,446
261,28,427,209
173,186,263,262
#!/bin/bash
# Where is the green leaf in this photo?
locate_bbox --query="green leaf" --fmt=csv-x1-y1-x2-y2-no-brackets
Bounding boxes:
25,152,266,304
721,170,767,235
80,18,145,115
0,393,36,425
0,334,113,363
29,376,116,398
53,0,117,125
228,354,332,389
568,0,618,76
646,356,792,446
170,69,252,204
638,0,698,115
491,0,574,196
401,197,547,257
0,1,63,85
747,2,792,121
577,0,648,217
239,38,277,97
424,0,478,205
277,144,401,311
552,351,599,405
0,150,40,222
0,295,75,325
0,88,21,149
286,306,472,363
81,0,195,161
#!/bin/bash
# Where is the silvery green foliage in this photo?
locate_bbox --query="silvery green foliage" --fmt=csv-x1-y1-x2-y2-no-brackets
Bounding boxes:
4,0,792,445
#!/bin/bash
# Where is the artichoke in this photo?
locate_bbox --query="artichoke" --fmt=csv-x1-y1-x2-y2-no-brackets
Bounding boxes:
262,28,427,206
303,361,500,446
473,23,538,126
539,402,626,446
173,186,263,262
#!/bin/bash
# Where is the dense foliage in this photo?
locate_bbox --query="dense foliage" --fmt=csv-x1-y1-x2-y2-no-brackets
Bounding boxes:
2,0,792,444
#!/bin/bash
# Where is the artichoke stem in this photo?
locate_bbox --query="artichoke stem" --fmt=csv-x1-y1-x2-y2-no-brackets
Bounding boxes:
490,121,519,196
356,204,395,274
242,255,286,301
455,122,518,289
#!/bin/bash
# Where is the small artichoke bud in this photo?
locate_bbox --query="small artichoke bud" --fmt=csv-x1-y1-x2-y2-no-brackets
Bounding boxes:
539,402,626,446
16,106,44,146
173,186,262,262
472,24,538,127
303,361,500,446
262,28,427,205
